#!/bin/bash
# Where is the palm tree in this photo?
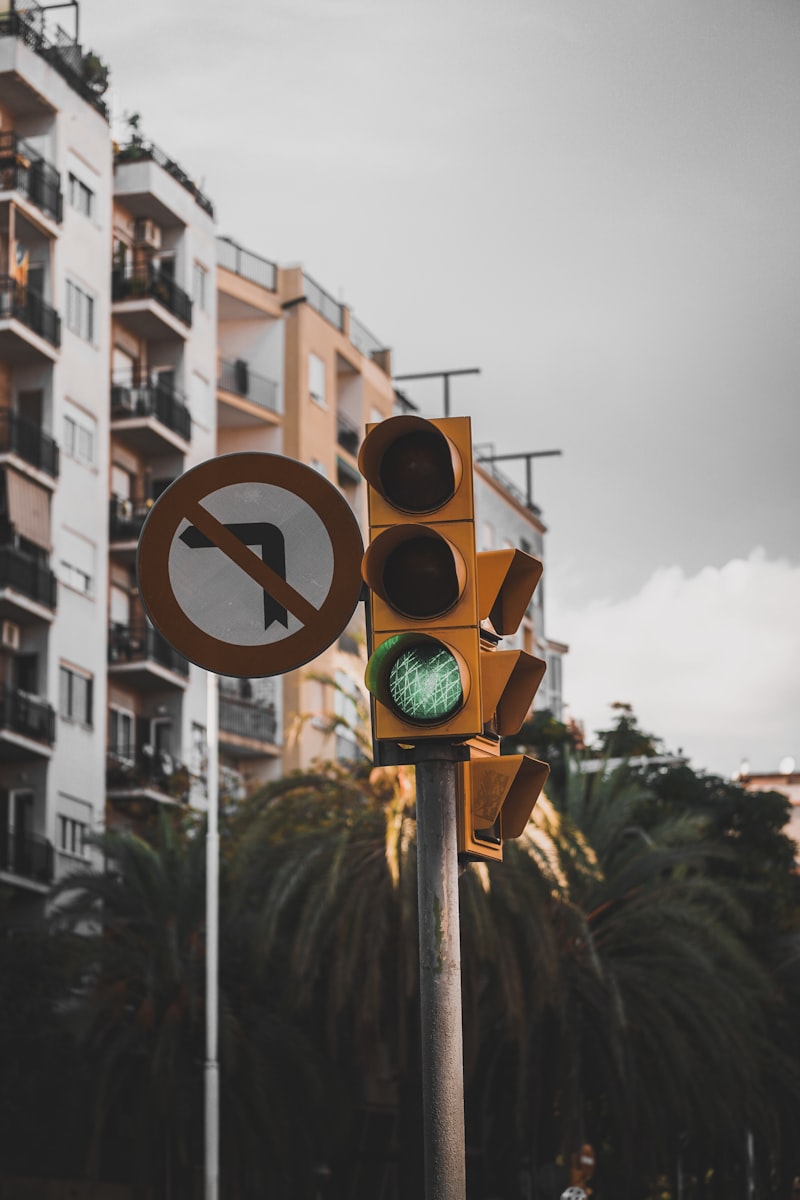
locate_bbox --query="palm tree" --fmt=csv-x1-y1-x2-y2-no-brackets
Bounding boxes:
51,810,320,1199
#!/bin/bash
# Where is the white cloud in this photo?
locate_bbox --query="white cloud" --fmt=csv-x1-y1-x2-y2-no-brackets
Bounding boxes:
551,550,800,778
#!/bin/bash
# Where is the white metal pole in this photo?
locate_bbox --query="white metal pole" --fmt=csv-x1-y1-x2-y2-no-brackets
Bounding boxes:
205,671,220,1200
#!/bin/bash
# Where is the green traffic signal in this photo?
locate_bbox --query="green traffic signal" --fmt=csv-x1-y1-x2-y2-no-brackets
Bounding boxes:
366,634,465,725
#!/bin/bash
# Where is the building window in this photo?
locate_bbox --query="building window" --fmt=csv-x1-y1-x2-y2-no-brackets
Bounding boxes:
57,814,89,858
109,707,134,760
193,262,208,312
65,279,94,342
310,457,328,478
59,665,93,726
59,530,95,597
309,353,326,408
67,172,94,218
64,408,96,466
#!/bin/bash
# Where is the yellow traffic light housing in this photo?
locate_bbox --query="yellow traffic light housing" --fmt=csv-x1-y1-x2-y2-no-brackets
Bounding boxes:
456,548,550,861
360,415,483,742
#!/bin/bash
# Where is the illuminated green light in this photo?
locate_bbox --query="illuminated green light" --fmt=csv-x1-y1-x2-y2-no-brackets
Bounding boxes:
388,643,463,723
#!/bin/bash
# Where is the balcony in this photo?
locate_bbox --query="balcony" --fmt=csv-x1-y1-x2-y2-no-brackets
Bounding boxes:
0,409,59,481
0,12,109,120
106,746,191,809
108,495,157,561
217,358,280,426
0,277,60,361
112,266,192,339
115,138,214,220
0,684,55,759
110,379,191,456
107,622,189,691
0,131,62,225
0,828,53,889
0,544,57,621
219,695,280,759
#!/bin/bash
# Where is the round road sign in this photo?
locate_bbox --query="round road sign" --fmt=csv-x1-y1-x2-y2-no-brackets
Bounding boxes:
136,453,364,676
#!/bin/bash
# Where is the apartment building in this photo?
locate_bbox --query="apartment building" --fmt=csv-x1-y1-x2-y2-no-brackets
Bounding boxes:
0,2,112,910
215,236,396,782
0,1,566,915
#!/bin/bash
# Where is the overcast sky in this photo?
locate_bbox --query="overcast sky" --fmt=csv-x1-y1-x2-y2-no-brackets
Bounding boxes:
79,0,800,778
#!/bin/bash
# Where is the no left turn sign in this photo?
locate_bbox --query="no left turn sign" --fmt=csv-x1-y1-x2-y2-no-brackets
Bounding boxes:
136,453,364,677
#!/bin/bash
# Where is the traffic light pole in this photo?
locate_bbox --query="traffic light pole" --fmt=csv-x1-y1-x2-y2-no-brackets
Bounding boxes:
414,744,468,1200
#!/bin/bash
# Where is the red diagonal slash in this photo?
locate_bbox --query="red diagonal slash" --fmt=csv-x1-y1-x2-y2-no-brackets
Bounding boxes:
184,500,319,627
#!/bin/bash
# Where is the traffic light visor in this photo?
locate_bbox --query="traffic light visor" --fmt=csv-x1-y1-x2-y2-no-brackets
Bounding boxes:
366,633,470,726
478,549,543,636
359,416,463,515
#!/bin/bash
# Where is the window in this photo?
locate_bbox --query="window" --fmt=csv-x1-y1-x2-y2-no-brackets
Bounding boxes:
59,529,95,597
65,279,94,342
57,814,89,858
193,262,208,312
334,670,362,763
63,406,96,466
109,707,134,760
310,457,328,478
67,172,94,218
309,353,326,407
59,665,93,726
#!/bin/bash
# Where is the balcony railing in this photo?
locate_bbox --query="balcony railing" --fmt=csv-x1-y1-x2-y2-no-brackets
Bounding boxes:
109,495,159,543
0,277,61,348
336,411,361,456
110,381,192,442
115,139,214,219
0,685,56,744
0,829,53,884
106,746,191,804
219,696,278,744
0,545,57,608
0,131,63,222
108,623,189,678
218,359,279,413
349,314,385,361
216,236,276,290
0,409,59,477
111,266,193,327
0,13,109,120
302,272,345,332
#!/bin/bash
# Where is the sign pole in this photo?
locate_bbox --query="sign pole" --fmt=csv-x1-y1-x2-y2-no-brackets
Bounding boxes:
205,671,220,1200
414,746,467,1200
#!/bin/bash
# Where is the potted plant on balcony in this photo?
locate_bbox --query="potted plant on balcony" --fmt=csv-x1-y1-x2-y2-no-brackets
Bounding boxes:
82,50,109,96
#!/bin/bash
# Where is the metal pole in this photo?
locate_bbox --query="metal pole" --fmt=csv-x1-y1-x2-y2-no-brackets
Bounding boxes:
415,750,466,1200
205,672,220,1200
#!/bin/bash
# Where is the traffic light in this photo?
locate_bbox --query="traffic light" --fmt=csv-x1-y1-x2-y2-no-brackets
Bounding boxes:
359,414,483,742
456,548,550,862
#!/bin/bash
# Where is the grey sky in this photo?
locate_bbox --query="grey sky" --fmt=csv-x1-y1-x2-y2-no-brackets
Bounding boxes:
80,0,800,772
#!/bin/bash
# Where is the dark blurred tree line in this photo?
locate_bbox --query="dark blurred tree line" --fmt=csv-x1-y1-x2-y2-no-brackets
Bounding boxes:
1,707,799,1199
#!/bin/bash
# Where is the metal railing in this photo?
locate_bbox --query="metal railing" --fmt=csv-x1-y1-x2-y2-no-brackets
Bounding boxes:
218,358,279,413
0,685,56,743
106,746,191,803
110,380,192,441
109,495,159,542
111,266,193,327
336,410,361,456
0,13,109,119
108,623,189,678
0,544,57,608
0,276,61,348
0,131,63,222
0,409,59,477
0,829,54,884
115,139,214,218
216,236,276,291
302,272,345,331
349,313,385,361
219,696,278,744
